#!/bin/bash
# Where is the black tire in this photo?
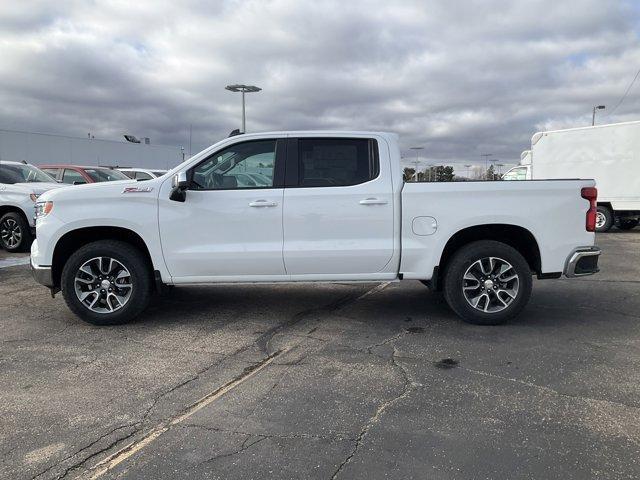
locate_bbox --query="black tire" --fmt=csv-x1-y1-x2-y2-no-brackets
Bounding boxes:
61,240,152,325
596,206,613,232
442,240,533,325
0,211,33,252
618,219,639,231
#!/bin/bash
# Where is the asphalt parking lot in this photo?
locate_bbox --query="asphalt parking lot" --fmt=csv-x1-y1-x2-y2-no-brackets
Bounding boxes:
1,231,640,480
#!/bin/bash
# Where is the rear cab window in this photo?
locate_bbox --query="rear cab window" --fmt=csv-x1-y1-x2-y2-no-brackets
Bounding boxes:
295,138,379,187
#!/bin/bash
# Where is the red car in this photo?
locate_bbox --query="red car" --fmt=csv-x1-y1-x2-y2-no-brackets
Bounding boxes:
39,165,130,185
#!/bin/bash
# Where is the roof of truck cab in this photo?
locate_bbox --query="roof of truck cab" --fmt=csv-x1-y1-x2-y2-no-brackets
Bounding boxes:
228,130,398,138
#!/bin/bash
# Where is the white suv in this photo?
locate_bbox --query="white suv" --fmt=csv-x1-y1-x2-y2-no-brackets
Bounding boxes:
0,161,63,251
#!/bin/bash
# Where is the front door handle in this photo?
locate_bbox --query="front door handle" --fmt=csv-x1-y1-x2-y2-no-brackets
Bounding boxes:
359,198,388,205
248,200,278,207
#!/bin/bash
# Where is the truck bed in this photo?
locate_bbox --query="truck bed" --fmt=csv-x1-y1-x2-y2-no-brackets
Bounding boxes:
399,179,595,279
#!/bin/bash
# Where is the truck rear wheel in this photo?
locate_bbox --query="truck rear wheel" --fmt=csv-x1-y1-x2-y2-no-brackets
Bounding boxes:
595,206,613,232
61,240,152,325
0,211,33,252
442,241,532,325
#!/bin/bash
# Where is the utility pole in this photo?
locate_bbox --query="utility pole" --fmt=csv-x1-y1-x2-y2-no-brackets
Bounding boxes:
409,146,424,182
480,153,492,180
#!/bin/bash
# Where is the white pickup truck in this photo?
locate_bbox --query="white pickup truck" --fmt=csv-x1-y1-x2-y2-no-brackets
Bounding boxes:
30,131,601,326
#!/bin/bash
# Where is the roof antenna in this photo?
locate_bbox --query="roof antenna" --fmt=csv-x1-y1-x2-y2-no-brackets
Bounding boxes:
228,129,242,137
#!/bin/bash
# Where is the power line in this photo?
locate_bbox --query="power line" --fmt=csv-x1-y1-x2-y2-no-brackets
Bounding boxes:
607,67,640,116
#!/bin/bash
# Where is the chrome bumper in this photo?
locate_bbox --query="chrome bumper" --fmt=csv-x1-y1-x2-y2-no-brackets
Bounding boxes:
30,259,54,287
564,247,601,278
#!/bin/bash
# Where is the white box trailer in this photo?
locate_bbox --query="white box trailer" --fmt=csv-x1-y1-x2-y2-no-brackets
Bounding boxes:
505,121,640,232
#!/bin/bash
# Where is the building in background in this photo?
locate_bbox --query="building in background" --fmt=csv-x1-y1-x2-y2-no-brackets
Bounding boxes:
0,128,184,169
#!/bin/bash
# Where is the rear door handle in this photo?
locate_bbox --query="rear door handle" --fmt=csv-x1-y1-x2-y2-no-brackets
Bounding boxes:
359,198,388,205
248,200,278,207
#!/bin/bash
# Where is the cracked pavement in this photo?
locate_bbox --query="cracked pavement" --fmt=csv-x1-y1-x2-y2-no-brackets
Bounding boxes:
1,231,640,479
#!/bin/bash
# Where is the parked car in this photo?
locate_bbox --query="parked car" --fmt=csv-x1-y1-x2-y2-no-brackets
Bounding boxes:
39,165,130,184
118,168,168,181
504,122,640,232
31,131,600,326
0,161,63,251
229,172,272,187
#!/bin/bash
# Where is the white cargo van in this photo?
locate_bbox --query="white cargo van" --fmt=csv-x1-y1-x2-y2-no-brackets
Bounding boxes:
504,122,640,232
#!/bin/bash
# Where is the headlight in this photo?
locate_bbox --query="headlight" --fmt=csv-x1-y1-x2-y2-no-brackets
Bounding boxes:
30,193,40,202
35,201,53,219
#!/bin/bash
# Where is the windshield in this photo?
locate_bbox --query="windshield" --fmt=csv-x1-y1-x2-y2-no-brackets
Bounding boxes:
502,167,527,181
84,168,129,182
0,163,56,184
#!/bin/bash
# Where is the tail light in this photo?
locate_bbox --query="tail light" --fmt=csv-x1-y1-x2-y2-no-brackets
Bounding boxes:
581,187,597,232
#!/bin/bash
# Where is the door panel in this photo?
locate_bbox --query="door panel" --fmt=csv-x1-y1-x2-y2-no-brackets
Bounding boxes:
159,188,285,278
283,137,394,275
158,138,286,279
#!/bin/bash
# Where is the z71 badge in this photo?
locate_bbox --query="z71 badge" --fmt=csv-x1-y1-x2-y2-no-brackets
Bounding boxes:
122,186,154,193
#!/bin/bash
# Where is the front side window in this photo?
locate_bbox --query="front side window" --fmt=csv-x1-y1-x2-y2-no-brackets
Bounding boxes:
298,138,378,187
41,168,60,179
63,169,87,184
190,140,276,190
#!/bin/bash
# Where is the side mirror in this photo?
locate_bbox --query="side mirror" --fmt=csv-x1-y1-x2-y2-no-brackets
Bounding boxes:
170,172,189,202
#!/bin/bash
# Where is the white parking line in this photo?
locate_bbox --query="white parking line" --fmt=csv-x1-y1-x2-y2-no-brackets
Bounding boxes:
86,349,287,479
0,257,30,268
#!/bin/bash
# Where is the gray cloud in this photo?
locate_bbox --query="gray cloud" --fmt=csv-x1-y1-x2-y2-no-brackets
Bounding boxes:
0,0,639,169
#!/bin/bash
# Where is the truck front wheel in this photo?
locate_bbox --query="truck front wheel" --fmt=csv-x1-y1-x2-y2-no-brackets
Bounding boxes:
442,241,532,325
61,240,152,325
595,206,613,232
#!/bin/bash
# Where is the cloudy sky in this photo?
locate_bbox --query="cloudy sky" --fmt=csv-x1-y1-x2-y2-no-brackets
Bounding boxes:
1,0,640,169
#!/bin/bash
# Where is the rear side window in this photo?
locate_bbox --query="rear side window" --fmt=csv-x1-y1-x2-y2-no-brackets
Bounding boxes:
62,169,87,184
298,138,379,187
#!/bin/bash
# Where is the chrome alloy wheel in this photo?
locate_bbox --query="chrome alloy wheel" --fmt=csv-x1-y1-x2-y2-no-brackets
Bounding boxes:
462,256,520,314
0,218,22,248
595,211,606,229
74,257,133,314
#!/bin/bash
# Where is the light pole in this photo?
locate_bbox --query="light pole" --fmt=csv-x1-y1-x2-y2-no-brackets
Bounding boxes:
464,164,472,179
592,105,605,126
225,84,262,133
409,146,424,181
480,153,492,180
